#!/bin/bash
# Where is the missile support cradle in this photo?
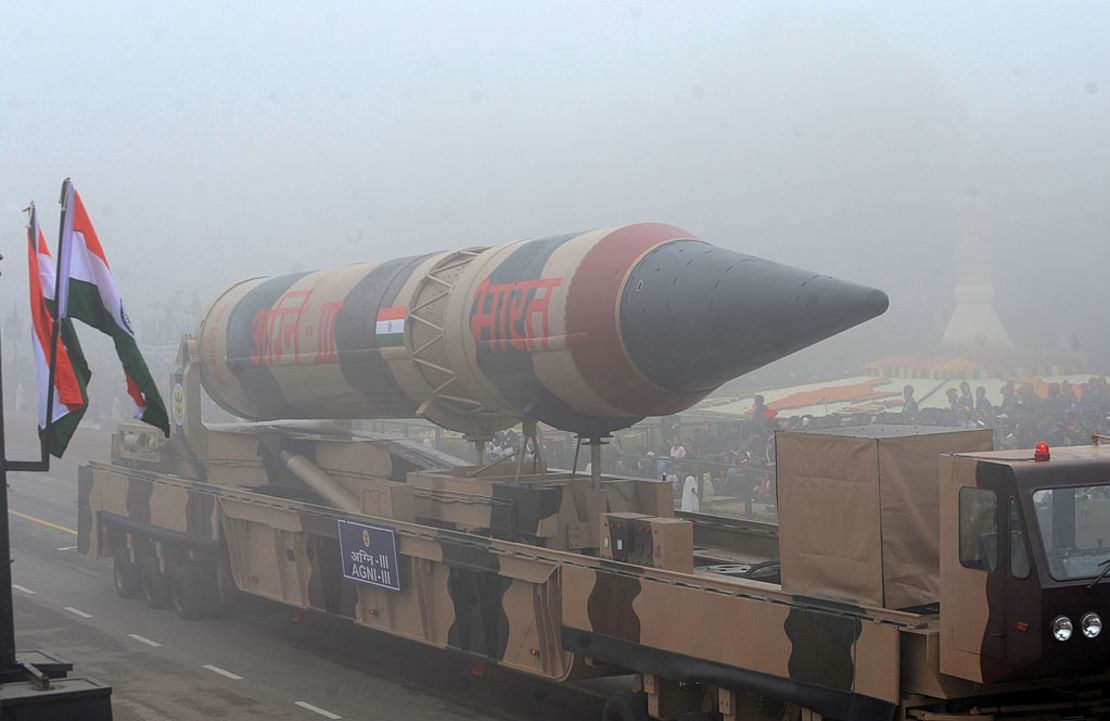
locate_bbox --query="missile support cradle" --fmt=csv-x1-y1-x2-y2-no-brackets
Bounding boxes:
78,225,1110,720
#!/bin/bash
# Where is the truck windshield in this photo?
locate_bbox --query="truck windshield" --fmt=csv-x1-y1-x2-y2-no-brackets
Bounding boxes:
1033,486,1110,581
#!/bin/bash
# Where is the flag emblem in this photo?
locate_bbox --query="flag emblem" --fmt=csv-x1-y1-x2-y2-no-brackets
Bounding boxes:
172,383,186,426
375,307,405,348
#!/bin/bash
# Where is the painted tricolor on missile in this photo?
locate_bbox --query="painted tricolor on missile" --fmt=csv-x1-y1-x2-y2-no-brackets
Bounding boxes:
375,307,405,348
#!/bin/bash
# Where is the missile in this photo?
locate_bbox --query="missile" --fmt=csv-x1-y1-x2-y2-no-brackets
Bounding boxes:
196,223,888,438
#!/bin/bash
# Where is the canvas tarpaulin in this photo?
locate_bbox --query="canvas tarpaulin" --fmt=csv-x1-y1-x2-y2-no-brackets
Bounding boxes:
777,426,992,609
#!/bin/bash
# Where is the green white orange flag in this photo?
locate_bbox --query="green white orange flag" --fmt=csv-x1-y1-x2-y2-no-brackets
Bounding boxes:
27,204,90,457
57,180,169,436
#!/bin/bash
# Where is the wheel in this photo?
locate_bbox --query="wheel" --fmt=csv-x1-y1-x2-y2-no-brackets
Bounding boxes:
171,565,207,620
201,564,241,616
200,567,222,616
602,692,650,721
141,562,172,609
113,554,142,599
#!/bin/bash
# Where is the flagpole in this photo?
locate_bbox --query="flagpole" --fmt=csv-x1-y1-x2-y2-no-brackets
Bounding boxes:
0,322,16,669
40,179,71,465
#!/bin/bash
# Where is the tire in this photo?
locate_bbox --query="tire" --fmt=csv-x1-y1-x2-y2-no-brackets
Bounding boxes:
200,569,221,616
201,565,238,616
602,692,650,721
171,565,207,620
213,581,244,615
113,554,142,599
141,563,173,609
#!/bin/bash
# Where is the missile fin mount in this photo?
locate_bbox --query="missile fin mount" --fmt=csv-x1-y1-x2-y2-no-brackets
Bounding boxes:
196,223,889,436
407,248,513,437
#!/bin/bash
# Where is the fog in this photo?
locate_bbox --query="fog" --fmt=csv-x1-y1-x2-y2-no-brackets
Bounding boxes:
2,1,1109,376
3,7,1110,717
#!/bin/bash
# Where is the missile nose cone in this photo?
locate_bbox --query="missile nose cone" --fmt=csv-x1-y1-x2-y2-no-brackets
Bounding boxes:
619,240,889,394
864,288,891,317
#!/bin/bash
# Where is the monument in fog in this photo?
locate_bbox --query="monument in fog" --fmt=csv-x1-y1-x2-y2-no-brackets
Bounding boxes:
940,194,1014,351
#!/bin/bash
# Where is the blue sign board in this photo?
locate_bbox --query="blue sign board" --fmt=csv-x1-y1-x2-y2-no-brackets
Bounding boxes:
337,519,401,592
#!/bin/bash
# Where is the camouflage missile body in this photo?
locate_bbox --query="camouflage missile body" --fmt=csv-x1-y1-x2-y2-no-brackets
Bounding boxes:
198,223,888,435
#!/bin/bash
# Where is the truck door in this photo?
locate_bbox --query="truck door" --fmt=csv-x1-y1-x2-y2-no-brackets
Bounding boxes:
941,475,1006,681
1002,496,1041,671
953,486,1005,657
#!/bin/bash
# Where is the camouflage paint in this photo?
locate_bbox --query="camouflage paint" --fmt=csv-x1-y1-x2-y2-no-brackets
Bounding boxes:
86,446,1110,719
223,272,310,418
196,223,888,436
585,571,641,642
783,606,862,691
334,254,435,416
469,232,578,412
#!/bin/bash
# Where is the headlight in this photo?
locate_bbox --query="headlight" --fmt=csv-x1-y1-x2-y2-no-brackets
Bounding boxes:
1081,612,1102,638
1052,615,1073,641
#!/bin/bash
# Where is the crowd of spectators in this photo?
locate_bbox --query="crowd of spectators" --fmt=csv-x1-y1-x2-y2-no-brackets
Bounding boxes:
895,376,1110,449
407,376,1110,518
612,378,1110,516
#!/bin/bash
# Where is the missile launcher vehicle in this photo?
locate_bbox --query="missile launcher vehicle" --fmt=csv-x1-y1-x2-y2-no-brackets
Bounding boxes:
78,224,1110,720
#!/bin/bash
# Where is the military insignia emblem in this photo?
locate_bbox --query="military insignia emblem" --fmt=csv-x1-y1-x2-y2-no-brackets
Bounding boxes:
172,383,186,426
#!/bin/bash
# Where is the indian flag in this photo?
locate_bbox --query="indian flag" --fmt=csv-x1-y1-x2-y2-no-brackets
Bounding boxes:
57,180,169,436
375,307,405,348
27,204,90,457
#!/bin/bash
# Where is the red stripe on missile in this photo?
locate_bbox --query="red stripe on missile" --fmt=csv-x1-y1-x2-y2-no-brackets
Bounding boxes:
566,223,703,417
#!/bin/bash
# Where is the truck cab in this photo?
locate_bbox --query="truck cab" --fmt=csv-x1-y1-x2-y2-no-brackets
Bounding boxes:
941,443,1110,685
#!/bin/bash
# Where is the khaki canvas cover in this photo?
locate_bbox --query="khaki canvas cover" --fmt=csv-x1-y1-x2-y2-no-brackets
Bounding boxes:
777,425,992,609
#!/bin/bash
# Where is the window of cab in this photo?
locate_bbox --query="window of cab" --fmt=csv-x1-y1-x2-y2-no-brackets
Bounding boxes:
1032,485,1110,581
959,487,997,572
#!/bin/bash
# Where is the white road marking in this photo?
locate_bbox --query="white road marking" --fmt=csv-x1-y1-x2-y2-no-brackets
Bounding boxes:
202,664,243,680
64,606,92,619
56,545,78,551
294,701,342,719
11,584,35,595
127,633,162,648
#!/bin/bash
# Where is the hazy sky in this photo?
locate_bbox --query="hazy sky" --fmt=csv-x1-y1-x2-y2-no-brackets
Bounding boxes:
2,1,1108,372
